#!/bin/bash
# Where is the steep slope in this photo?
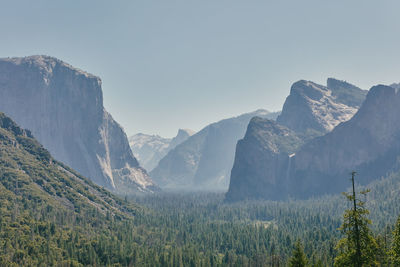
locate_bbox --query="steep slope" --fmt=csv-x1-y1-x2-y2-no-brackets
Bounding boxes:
226,117,303,201
129,129,194,171
150,110,280,191
0,112,136,221
0,55,156,194
226,78,367,201
227,84,400,201
276,79,366,139
288,85,400,198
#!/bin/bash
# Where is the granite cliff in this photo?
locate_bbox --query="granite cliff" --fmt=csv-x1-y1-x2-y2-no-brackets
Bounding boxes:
151,110,280,191
227,78,368,201
277,79,367,139
0,55,156,194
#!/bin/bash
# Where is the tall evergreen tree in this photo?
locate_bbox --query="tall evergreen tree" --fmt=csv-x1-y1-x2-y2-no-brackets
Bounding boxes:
334,172,379,267
391,215,400,266
289,240,308,267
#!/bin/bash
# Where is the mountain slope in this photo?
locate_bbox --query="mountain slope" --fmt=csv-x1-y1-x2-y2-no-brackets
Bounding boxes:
129,129,194,171
276,79,366,139
0,112,136,217
226,78,367,201
287,84,400,198
0,55,156,194
150,110,280,191
226,117,303,201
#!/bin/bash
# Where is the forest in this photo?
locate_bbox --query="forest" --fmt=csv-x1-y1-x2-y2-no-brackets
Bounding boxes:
1,113,400,266
2,170,400,266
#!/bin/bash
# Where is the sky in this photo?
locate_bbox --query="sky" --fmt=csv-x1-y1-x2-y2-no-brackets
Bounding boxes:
1,0,400,137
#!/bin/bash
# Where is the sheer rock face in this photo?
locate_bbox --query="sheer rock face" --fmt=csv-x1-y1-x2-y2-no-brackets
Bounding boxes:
226,117,303,201
0,55,156,194
226,78,368,201
289,85,400,198
276,79,367,138
129,129,195,172
150,110,280,191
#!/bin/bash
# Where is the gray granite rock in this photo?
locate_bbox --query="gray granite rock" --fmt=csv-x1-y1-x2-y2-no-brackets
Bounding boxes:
150,110,280,191
0,55,156,194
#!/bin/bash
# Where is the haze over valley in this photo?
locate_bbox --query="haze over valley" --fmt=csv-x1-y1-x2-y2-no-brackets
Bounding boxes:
2,1,400,266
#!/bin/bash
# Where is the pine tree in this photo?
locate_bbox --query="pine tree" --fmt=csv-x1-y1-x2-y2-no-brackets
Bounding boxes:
334,172,379,267
391,215,400,265
289,240,308,267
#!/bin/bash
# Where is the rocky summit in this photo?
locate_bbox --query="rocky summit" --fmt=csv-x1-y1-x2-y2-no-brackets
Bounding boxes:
277,79,367,139
227,78,369,201
287,84,400,198
0,55,156,194
129,128,195,172
225,117,303,201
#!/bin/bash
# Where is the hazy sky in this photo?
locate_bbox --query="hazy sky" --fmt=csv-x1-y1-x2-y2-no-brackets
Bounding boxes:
1,1,400,137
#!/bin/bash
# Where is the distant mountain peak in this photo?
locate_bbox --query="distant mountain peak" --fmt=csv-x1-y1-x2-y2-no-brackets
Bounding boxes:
277,78,366,136
129,128,195,172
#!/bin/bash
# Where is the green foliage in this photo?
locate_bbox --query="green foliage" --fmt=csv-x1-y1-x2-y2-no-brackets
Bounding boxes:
1,113,400,266
289,241,308,267
334,175,379,267
391,215,400,265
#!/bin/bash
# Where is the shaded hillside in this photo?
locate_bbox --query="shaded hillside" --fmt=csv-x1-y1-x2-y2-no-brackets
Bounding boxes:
227,78,367,201
150,110,280,191
0,112,139,265
287,85,400,198
226,117,303,201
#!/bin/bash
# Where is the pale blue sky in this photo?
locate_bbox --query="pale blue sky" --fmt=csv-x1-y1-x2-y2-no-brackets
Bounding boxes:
1,0,400,137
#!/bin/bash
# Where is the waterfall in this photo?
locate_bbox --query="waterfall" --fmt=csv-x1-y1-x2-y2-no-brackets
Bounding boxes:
286,153,295,181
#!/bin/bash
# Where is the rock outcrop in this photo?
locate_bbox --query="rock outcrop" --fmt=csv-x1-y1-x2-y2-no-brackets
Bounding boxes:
129,129,195,171
0,55,156,194
226,117,303,201
226,78,368,201
276,79,367,139
287,85,400,198
151,110,280,191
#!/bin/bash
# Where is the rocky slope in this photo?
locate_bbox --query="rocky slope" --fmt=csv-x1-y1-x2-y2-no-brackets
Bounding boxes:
129,129,195,171
286,84,400,198
276,78,367,139
150,110,280,191
225,117,303,201
227,78,368,201
0,55,156,194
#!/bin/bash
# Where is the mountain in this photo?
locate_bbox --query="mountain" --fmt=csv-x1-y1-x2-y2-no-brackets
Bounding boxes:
129,129,194,172
286,84,400,198
227,78,368,201
225,117,303,201
150,109,280,191
0,55,156,194
0,112,143,265
276,78,367,139
390,82,400,89
0,111,135,216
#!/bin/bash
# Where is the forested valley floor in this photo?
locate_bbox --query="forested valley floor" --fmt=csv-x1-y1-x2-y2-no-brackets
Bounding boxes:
2,168,400,266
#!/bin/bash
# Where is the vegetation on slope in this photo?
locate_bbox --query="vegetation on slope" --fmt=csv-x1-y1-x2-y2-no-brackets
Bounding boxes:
1,112,400,266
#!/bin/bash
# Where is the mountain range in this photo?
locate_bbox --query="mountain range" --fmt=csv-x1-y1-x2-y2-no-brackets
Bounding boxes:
227,78,370,201
129,129,195,171
150,109,280,191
